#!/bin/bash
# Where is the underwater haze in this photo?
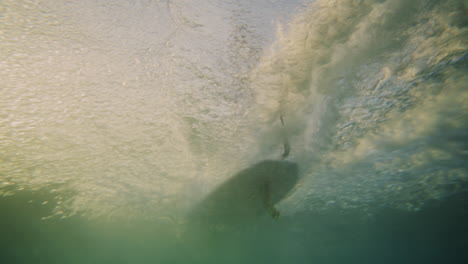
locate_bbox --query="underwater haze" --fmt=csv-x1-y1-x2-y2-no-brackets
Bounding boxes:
1,0,467,263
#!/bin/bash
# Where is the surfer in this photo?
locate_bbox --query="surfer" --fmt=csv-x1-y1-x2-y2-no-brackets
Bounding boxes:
263,113,291,219
189,113,297,225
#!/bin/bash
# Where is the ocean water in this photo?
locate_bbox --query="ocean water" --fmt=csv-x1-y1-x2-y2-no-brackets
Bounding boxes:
1,0,467,263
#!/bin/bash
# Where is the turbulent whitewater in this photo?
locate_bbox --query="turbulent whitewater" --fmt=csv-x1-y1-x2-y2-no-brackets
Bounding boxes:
1,0,467,222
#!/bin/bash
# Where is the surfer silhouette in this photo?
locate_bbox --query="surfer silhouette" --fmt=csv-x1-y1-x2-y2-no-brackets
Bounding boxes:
189,114,297,225
263,113,290,219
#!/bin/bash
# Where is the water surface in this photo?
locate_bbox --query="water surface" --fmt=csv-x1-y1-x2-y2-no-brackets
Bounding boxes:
1,0,467,263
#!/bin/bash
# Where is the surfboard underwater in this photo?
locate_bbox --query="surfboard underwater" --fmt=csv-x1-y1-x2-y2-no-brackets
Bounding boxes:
189,160,299,226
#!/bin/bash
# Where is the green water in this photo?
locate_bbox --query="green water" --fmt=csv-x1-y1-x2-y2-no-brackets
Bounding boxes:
1,190,467,263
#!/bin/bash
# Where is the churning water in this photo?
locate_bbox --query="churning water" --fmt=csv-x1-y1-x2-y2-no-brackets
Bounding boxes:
1,0,467,263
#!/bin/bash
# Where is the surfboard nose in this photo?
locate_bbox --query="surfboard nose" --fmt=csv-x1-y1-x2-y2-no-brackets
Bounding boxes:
284,161,299,177
257,160,299,203
267,160,299,180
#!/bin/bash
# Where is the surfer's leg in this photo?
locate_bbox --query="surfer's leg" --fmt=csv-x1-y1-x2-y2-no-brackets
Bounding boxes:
263,183,280,219
269,206,280,220
280,114,290,160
